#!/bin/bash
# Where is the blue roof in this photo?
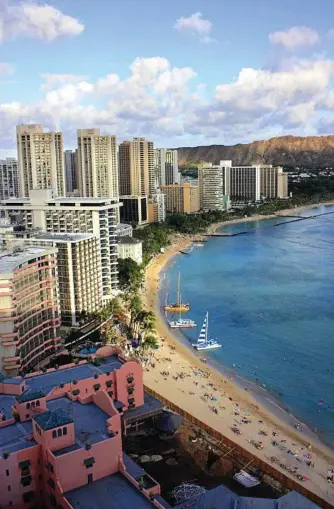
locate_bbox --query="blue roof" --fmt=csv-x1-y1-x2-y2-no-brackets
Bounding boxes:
65,472,156,509
3,377,22,385
34,408,73,430
16,389,45,403
123,392,165,421
0,394,16,419
47,397,109,446
0,420,36,454
123,453,146,480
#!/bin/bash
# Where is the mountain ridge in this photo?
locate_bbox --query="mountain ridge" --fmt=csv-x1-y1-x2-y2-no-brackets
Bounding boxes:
176,135,334,168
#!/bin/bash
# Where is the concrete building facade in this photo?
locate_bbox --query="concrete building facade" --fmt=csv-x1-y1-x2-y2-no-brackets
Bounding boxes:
77,129,118,199
0,190,121,300
26,233,102,327
64,150,77,194
115,223,133,237
161,184,200,214
116,237,143,264
119,138,155,197
16,125,65,197
0,246,61,375
147,192,166,223
277,171,289,198
230,165,261,203
198,164,230,211
154,148,180,186
0,159,19,200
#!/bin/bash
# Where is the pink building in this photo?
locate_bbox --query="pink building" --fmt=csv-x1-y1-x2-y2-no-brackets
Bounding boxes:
0,347,167,509
0,247,61,376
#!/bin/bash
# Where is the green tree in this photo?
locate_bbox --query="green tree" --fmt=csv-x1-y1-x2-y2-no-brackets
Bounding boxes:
118,258,144,291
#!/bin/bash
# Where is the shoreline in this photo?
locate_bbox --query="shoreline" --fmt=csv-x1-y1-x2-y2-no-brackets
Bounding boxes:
141,201,334,505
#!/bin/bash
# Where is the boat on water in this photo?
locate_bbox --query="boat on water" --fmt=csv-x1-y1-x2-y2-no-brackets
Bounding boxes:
192,312,222,351
169,318,196,329
164,273,190,312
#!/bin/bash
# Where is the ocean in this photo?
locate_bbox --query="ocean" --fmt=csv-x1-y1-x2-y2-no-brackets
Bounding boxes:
161,205,334,447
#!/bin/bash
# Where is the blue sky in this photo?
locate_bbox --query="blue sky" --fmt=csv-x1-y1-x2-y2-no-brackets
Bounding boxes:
1,0,334,156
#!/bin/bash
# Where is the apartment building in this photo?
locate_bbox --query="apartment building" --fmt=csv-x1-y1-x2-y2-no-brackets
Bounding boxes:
260,165,288,199
0,159,19,200
154,148,180,186
198,163,230,211
147,192,166,223
1,190,121,300
64,150,77,194
16,125,65,197
119,195,148,226
230,165,261,203
116,237,143,264
77,129,118,198
26,233,102,327
160,184,200,213
278,171,289,198
119,138,155,196
0,246,61,375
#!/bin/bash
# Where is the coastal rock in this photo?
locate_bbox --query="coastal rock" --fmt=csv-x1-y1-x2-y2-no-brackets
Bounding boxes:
176,135,334,168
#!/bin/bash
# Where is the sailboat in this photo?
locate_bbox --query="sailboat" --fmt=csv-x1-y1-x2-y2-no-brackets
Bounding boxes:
192,312,222,350
169,289,197,329
164,273,190,312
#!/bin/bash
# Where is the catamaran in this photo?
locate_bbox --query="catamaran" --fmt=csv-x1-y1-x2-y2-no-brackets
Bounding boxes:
192,312,222,350
164,273,190,313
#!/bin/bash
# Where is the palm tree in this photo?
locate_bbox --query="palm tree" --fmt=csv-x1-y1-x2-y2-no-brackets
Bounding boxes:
143,334,159,350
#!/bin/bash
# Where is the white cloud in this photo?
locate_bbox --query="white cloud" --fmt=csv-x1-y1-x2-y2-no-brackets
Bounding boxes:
269,26,319,51
2,56,334,152
0,0,84,43
174,12,216,44
0,62,13,74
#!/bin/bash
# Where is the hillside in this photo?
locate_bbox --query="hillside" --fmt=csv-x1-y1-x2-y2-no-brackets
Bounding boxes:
176,135,334,168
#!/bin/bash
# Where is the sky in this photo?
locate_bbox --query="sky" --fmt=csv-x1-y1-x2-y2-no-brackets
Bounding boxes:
1,0,334,157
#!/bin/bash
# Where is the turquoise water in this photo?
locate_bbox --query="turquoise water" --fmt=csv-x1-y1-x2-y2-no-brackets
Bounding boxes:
162,205,334,446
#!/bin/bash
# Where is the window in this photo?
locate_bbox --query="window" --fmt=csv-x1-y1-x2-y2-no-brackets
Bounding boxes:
36,400,40,407
57,428,62,437
63,427,67,436
26,403,30,409
127,376,134,384
8,485,11,491
6,469,9,476
47,478,55,489
52,430,57,439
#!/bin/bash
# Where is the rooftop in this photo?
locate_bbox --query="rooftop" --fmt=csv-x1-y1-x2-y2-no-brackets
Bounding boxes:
16,389,45,403
123,392,165,423
34,407,73,431
32,232,96,243
65,472,155,509
0,246,55,275
0,419,36,454
116,236,142,245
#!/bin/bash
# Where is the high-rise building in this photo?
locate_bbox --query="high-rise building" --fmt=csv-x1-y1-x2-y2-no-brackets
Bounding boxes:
161,184,200,213
119,138,155,196
26,233,102,327
0,246,61,375
77,129,118,198
260,165,287,199
1,190,121,300
119,195,148,226
16,124,65,197
198,163,230,211
154,148,180,186
230,165,261,203
64,150,77,194
0,158,19,200
147,192,166,223
277,171,289,198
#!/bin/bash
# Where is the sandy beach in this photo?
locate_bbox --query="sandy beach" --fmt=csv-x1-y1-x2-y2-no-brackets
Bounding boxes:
141,202,334,506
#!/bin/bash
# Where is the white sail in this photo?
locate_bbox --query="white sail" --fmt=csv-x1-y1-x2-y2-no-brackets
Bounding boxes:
197,312,208,343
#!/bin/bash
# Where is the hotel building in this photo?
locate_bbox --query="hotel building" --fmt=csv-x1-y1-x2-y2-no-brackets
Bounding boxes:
0,159,19,200
230,165,261,203
77,129,118,199
25,233,102,327
0,246,61,375
119,138,155,197
154,148,180,186
16,125,65,197
147,192,166,223
119,195,148,226
198,163,230,211
0,190,121,300
116,237,143,265
64,151,77,194
160,184,200,214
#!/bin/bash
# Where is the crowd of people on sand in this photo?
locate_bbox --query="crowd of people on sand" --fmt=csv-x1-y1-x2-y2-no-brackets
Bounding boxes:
141,340,334,498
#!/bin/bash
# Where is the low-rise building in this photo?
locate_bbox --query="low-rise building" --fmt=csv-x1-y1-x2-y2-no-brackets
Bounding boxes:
116,236,143,264
116,223,133,237
160,184,200,213
0,347,165,509
0,246,61,375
